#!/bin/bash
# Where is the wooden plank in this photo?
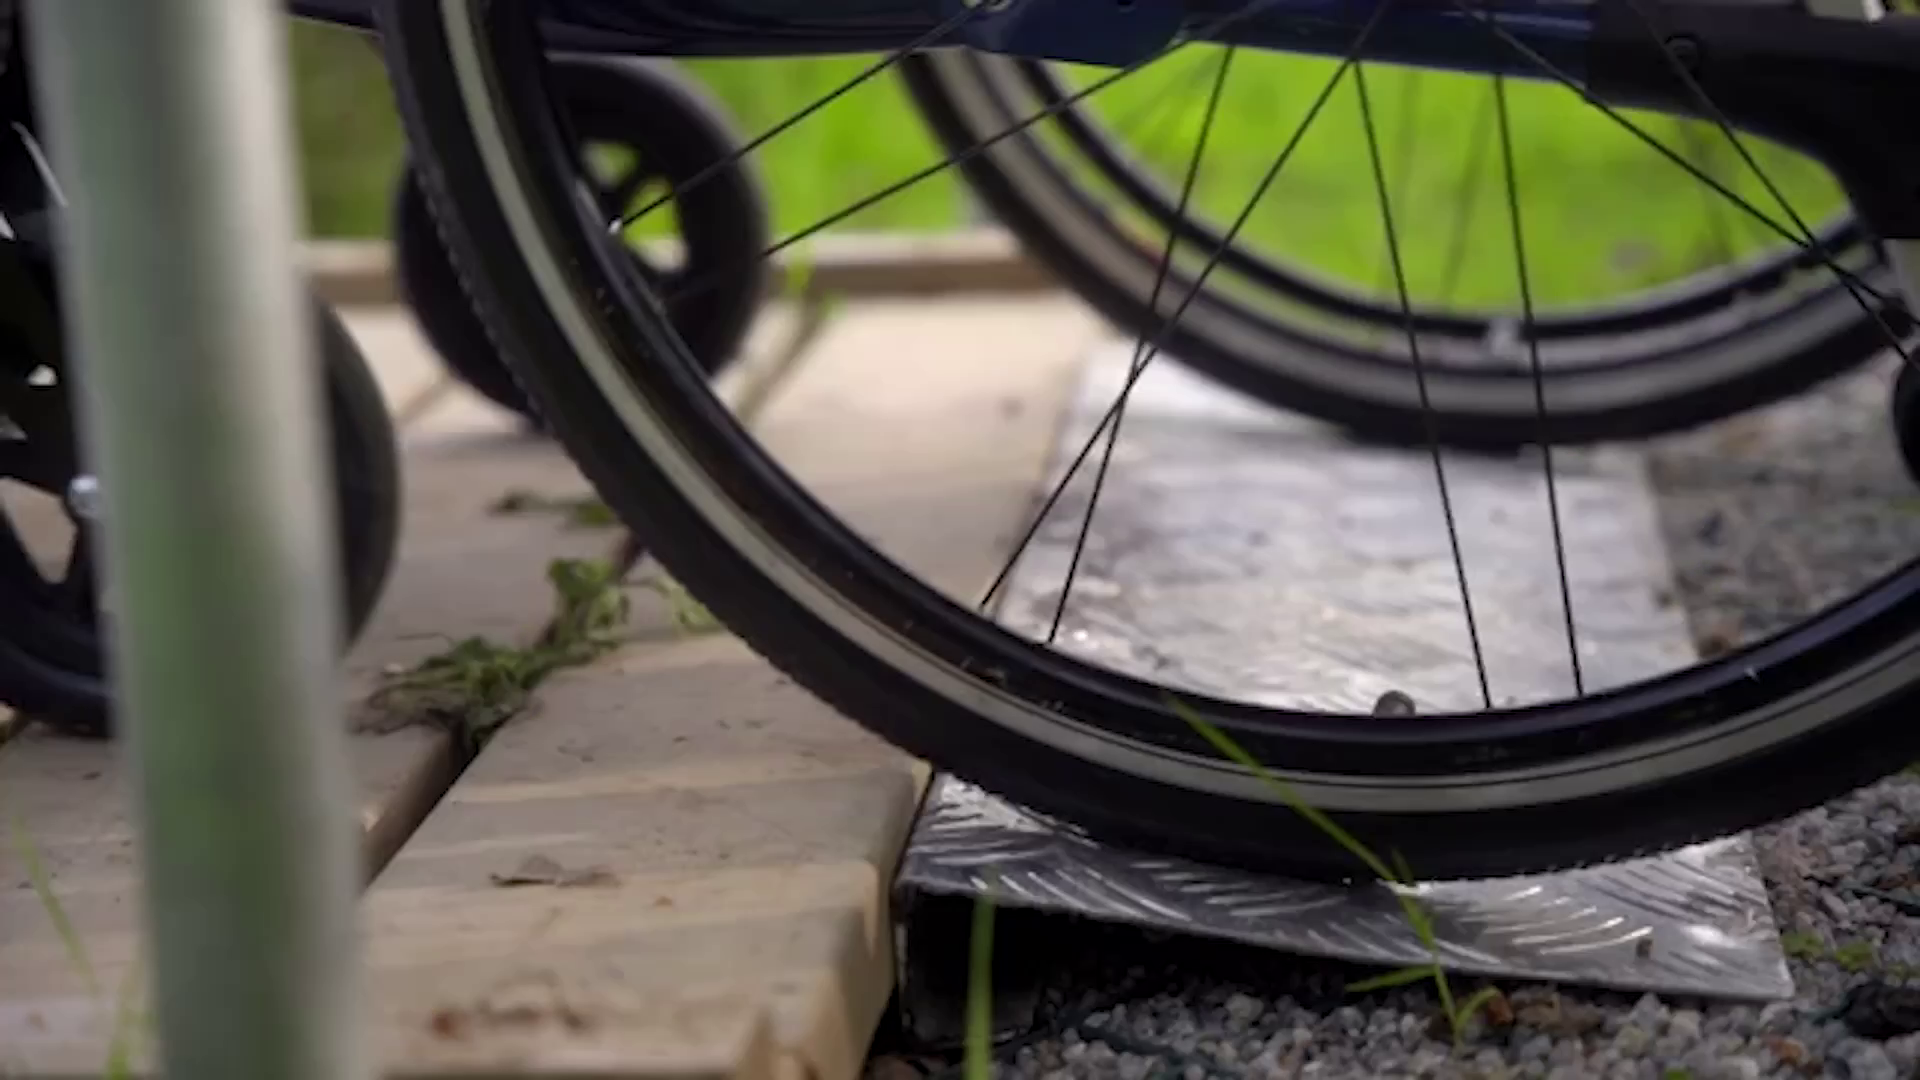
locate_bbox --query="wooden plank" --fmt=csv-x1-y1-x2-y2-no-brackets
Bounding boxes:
340,306,451,421
304,230,1059,310
359,297,1103,1080
0,309,615,1078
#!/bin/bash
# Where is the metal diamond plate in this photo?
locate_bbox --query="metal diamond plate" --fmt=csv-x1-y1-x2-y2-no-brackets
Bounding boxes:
895,346,1790,1001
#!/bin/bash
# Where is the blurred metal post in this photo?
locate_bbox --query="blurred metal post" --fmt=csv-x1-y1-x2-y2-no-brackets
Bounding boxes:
23,3,367,1079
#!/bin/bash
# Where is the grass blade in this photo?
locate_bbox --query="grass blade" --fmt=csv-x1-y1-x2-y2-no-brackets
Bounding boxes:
1168,697,1397,882
8,811,99,998
1345,965,1439,993
966,890,996,1080
1453,986,1504,1029
102,951,147,1079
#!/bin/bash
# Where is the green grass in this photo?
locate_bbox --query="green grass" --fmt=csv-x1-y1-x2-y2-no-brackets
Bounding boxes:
290,22,407,239
291,26,1843,310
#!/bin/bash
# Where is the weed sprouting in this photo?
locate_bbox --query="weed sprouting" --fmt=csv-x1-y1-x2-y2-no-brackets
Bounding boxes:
10,812,144,1075
1168,697,1499,1046
362,557,629,746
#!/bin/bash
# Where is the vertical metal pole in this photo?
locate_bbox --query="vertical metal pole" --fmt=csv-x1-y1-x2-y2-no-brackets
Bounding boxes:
23,4,366,1079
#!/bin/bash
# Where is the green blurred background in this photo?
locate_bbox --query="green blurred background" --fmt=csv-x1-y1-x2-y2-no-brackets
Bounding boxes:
292,19,1846,310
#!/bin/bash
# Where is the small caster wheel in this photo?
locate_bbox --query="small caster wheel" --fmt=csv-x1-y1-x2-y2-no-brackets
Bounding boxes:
393,54,770,426
1895,360,1920,487
0,240,402,738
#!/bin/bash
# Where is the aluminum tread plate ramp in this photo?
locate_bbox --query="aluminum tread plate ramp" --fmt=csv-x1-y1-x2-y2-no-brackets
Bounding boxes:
892,345,1789,1042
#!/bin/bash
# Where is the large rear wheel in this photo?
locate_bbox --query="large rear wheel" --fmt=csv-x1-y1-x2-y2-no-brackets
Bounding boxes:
374,0,1920,880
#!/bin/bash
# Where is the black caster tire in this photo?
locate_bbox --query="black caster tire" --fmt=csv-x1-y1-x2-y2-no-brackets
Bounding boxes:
1895,360,1920,487
0,294,404,739
391,55,769,426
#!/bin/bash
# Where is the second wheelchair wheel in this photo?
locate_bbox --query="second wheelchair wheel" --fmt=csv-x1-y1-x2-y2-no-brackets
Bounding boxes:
897,50,1906,449
0,250,402,737
393,54,769,426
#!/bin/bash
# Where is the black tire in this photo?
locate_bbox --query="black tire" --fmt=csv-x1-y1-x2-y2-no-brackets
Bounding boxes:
376,0,1920,880
395,163,538,422
318,296,404,648
0,293,403,738
391,54,768,425
1895,360,1920,489
896,50,1906,449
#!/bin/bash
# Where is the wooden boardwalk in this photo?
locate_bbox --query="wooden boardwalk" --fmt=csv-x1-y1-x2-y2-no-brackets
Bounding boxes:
0,295,1104,1078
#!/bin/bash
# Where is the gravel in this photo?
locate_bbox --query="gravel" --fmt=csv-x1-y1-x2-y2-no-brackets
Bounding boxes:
868,357,1920,1080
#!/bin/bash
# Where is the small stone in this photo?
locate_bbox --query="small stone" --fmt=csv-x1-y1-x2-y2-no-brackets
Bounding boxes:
1483,989,1515,1029
1330,1006,1365,1036
1762,1034,1808,1067
1708,1058,1761,1080
1834,1038,1899,1080
1652,1032,1690,1059
1884,1031,1920,1073
1612,1024,1652,1056
1667,1009,1703,1041
1399,1013,1427,1042
1830,840,1870,871
1757,1002,1797,1033
1224,993,1265,1029
1557,1002,1609,1037
1517,1034,1553,1062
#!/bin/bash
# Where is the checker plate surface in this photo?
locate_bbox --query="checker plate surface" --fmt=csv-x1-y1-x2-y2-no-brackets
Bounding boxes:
894,347,1791,1001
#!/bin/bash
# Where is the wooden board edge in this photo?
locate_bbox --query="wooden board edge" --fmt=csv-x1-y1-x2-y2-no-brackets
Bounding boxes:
304,230,1058,310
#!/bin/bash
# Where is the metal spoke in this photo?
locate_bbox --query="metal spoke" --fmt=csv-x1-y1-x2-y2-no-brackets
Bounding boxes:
1614,0,1916,367
599,161,654,223
1430,82,1497,316
1368,67,1429,311
667,0,1309,308
1108,52,1224,150
613,8,980,233
1044,46,1237,643
1492,74,1584,697
980,2,1397,613
1067,54,1229,223
1355,61,1494,709
1454,1,1905,318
